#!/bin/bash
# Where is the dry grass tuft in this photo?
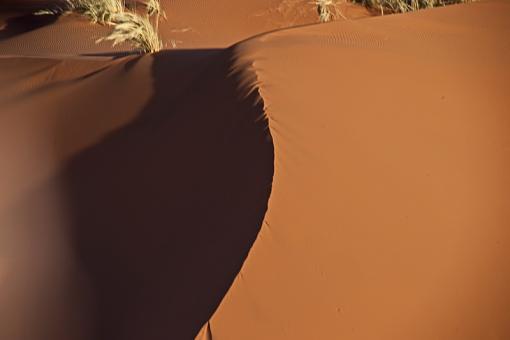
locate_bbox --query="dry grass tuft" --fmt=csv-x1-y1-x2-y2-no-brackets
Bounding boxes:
46,0,165,53
97,11,162,53
143,0,166,32
314,0,344,22
312,0,472,20
354,0,472,14
144,0,165,18
65,0,125,24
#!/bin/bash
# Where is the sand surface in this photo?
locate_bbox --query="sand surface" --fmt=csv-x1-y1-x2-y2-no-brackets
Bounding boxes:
1,1,509,339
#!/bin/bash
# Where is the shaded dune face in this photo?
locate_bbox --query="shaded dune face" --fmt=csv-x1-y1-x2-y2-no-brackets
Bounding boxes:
0,1,67,10
0,12,60,41
0,50,274,340
62,51,274,340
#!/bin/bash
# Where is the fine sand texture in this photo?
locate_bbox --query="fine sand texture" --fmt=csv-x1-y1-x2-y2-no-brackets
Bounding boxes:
1,1,509,340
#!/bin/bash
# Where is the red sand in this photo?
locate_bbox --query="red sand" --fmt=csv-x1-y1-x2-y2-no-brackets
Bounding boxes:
1,1,509,339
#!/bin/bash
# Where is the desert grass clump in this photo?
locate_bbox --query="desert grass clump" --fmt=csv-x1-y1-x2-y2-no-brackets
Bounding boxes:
39,0,164,53
315,0,344,22
354,0,471,14
65,0,125,24
145,0,165,18
63,0,164,53
143,0,166,31
98,12,162,53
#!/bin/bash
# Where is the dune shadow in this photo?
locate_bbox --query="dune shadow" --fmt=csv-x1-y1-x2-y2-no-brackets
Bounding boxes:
57,49,274,339
79,51,141,58
0,0,66,11
0,12,60,41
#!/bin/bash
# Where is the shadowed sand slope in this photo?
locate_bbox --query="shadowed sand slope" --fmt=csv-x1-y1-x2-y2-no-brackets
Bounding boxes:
202,1,510,339
0,49,273,339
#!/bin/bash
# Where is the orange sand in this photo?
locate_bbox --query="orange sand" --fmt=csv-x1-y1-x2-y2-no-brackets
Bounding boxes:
1,1,509,339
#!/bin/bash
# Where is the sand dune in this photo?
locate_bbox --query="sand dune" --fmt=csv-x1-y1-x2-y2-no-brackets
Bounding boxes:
204,1,510,339
0,0,371,55
0,48,274,339
1,0,509,339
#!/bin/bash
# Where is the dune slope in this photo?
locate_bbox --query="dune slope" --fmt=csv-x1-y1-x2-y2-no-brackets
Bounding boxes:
203,1,510,339
0,0,371,55
0,1,509,340
0,49,273,339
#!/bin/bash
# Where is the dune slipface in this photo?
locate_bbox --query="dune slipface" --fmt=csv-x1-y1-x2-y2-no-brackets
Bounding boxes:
1,1,509,340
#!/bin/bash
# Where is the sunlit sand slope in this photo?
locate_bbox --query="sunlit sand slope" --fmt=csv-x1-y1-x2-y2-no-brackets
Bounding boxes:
203,1,510,339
